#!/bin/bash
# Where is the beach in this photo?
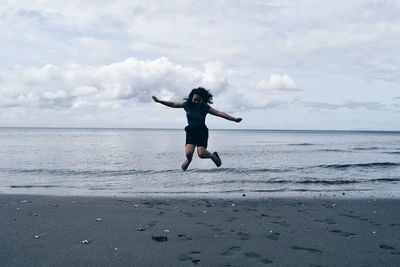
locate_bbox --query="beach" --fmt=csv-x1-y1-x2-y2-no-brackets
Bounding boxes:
1,194,400,266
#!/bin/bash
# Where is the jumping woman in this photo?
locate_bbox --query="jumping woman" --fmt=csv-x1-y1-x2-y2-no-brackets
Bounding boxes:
152,87,242,171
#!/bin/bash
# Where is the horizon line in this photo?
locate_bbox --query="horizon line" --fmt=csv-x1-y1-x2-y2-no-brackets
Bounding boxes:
1,126,400,133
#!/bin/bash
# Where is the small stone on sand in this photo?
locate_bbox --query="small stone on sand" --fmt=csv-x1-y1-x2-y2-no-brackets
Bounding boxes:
152,236,168,242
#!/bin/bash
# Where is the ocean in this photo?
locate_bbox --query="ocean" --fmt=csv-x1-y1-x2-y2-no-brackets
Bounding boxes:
1,128,400,197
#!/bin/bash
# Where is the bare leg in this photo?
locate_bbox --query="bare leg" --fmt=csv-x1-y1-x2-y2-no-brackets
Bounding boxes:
197,146,222,167
182,144,195,171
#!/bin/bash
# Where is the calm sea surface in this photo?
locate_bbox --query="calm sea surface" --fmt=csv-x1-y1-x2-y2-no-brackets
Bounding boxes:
1,128,400,197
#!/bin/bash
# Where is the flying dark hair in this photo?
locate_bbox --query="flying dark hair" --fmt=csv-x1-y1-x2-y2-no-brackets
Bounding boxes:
184,87,213,107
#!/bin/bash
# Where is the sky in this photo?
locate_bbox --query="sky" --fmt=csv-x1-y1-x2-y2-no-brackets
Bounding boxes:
1,0,399,130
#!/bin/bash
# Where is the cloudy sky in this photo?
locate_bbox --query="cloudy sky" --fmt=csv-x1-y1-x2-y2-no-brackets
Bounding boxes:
1,0,399,130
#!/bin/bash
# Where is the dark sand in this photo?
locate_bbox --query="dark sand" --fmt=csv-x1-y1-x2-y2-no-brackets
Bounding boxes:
1,194,400,266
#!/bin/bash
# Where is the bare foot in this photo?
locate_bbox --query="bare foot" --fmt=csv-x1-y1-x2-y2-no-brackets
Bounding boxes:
181,159,191,171
211,152,222,167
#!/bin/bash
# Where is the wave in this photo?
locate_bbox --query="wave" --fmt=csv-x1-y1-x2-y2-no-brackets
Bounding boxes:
297,179,358,185
9,185,63,188
288,188,373,192
288,143,315,146
188,167,291,174
353,147,381,151
318,149,348,152
2,162,400,178
7,177,399,195
3,167,287,177
318,162,400,169
116,189,289,194
201,177,400,186
3,168,177,177
132,188,375,194
369,178,400,182
205,178,358,185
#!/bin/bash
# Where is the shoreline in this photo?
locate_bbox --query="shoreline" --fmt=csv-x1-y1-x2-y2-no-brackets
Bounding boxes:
1,193,400,266
1,187,399,200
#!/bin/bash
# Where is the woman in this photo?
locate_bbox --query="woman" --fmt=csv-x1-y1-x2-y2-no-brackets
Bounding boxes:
152,87,242,171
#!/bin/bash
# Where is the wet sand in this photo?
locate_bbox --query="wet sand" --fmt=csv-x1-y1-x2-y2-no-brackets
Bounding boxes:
1,194,400,266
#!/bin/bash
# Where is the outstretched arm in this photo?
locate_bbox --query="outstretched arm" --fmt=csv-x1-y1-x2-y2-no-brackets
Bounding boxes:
209,107,242,122
152,96,183,108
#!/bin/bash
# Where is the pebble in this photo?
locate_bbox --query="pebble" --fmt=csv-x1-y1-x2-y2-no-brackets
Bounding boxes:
80,240,90,244
96,218,103,222
16,208,21,211
34,235,39,239
231,204,236,207
21,200,30,204
163,229,170,233
137,227,145,231
152,236,168,242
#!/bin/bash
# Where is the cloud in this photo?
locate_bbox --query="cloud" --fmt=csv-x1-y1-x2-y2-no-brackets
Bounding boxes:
301,100,386,111
2,0,400,82
216,74,299,112
3,1,397,129
0,57,298,113
0,57,193,109
256,74,299,92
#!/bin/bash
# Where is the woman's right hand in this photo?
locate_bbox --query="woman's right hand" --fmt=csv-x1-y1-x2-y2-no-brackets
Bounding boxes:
152,96,159,102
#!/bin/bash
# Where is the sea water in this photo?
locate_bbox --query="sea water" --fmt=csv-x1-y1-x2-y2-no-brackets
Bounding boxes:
1,128,400,197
